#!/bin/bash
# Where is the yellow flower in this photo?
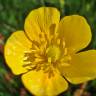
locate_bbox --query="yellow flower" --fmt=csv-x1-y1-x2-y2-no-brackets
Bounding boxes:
4,7,96,96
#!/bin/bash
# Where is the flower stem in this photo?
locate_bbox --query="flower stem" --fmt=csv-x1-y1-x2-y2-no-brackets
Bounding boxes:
73,83,87,96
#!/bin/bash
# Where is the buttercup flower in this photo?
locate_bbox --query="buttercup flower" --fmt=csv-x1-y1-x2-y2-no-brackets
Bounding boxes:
4,7,96,96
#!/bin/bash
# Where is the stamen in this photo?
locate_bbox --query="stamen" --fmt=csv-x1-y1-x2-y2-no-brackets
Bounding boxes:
61,55,71,62
34,53,41,58
61,63,70,67
23,56,28,61
64,48,68,55
35,58,44,62
22,63,32,67
62,41,65,48
57,39,60,45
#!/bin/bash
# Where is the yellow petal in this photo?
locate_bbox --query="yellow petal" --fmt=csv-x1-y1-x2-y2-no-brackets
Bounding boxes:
58,15,92,53
4,31,32,75
24,7,60,41
21,70,68,96
59,50,96,84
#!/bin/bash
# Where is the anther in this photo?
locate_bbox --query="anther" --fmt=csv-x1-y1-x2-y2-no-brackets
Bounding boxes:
64,48,67,55
57,39,60,45
61,63,70,67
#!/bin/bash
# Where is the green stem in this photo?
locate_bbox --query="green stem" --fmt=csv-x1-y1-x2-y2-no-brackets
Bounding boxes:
59,0,65,16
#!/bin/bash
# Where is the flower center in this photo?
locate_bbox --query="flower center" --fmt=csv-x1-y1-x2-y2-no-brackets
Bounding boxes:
23,30,71,78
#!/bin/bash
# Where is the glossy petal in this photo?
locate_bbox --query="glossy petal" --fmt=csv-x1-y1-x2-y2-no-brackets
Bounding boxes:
24,7,60,41
58,15,92,53
4,31,32,75
22,70,68,96
59,50,96,84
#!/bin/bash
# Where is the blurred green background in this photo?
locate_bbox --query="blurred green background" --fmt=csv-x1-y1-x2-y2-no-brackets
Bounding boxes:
0,0,96,96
